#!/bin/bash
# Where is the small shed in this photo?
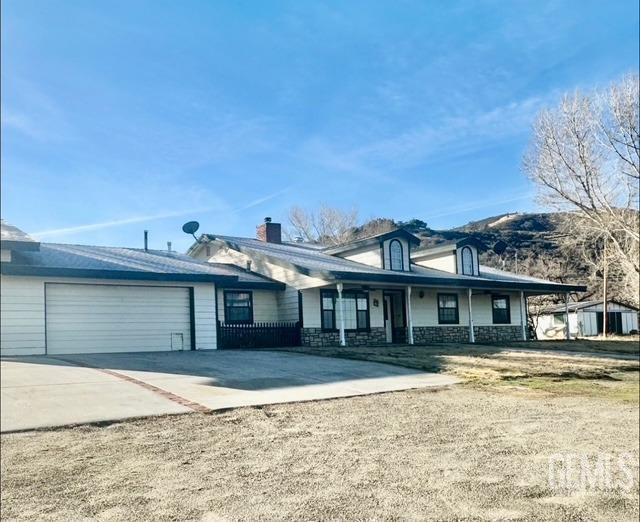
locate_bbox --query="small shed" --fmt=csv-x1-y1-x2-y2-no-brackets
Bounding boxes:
536,300,639,339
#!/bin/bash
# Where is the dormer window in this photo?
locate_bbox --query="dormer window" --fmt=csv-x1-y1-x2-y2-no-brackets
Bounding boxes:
461,246,474,275
389,240,404,271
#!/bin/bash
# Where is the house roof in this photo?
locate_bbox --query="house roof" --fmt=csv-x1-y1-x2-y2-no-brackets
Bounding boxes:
197,234,586,293
323,228,421,255
412,237,486,258
544,300,639,314
0,220,40,251
2,242,282,287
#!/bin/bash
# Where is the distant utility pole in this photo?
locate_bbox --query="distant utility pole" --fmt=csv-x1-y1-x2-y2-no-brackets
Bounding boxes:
602,239,608,338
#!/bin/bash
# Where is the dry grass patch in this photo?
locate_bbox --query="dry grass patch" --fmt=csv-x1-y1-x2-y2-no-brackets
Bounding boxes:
2,387,639,521
280,342,639,403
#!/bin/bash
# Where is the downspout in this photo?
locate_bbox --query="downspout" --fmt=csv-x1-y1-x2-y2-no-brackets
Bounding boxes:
565,292,571,340
406,286,414,345
467,288,475,343
337,283,346,347
520,291,527,341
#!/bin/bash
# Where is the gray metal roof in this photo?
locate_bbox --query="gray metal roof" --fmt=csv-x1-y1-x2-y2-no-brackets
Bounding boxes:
323,228,421,255
201,234,586,293
545,300,639,313
2,242,282,287
1,220,40,251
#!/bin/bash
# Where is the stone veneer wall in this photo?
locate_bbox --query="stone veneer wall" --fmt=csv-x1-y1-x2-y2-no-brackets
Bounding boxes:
473,325,522,343
302,327,387,347
301,325,522,347
413,326,470,344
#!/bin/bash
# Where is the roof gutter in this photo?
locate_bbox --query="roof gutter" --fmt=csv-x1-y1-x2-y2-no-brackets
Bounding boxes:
330,271,587,293
1,264,239,284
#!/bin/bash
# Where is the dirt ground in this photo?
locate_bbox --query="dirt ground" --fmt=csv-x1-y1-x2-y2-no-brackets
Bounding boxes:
2,345,639,521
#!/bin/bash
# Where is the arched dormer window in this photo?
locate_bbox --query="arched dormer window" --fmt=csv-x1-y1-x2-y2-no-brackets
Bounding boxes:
389,240,404,271
461,246,474,275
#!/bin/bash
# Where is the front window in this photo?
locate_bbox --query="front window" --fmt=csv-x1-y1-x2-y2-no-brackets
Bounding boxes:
224,291,253,324
438,293,459,324
492,295,511,324
461,247,474,275
389,240,404,271
321,290,369,331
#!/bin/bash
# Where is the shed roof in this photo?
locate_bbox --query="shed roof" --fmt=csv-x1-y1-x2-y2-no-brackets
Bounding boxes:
544,300,639,314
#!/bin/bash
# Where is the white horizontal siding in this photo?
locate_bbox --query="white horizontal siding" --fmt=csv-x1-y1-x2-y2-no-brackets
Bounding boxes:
277,286,300,322
343,247,382,268
0,276,46,356
217,288,280,323
414,253,457,274
410,289,522,327
193,284,216,350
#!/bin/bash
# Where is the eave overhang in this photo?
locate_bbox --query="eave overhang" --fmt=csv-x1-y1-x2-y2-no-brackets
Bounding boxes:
1,264,240,284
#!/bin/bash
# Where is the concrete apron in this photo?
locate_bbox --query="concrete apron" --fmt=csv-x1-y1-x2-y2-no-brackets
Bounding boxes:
1,351,459,432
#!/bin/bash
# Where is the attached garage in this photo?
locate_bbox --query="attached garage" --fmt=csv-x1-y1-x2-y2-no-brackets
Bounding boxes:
45,283,193,354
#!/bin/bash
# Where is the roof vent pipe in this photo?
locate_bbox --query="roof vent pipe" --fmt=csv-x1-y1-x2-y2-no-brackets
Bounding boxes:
246,260,252,272
144,230,149,251
167,241,172,252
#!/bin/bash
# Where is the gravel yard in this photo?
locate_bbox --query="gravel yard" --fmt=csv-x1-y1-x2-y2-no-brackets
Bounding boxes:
2,344,638,521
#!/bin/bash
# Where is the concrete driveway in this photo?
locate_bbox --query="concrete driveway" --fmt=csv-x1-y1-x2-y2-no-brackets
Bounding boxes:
1,350,458,432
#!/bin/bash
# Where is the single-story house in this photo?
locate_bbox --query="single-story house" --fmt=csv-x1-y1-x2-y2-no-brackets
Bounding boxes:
187,218,586,348
0,220,283,356
535,300,639,340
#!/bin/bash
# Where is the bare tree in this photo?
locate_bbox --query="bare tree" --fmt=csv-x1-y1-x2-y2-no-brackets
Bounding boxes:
286,205,359,245
523,74,640,306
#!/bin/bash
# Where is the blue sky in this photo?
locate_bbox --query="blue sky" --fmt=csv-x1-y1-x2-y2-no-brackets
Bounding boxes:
2,0,638,251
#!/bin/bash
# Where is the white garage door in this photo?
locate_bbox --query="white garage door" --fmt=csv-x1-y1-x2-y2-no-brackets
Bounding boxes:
45,283,192,354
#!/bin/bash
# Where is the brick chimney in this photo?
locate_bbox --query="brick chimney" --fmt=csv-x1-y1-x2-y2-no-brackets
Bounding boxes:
256,217,281,243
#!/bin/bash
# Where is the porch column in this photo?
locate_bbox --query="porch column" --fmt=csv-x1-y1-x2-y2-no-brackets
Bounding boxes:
337,283,346,346
520,291,527,341
406,286,414,345
467,288,475,343
564,292,570,340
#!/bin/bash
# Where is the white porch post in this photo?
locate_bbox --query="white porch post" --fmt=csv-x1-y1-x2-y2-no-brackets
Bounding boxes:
467,288,475,343
406,286,414,345
337,283,346,346
564,292,571,340
520,291,527,341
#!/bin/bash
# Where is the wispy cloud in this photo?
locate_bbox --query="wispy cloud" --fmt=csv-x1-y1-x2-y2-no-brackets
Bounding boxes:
426,192,533,221
32,187,291,239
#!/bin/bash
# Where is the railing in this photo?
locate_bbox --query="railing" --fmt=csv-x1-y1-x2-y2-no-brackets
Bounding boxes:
217,321,301,349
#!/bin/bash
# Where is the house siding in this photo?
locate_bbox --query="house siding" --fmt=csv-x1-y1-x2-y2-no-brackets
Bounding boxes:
414,253,457,273
342,247,382,268
0,275,217,356
217,288,280,323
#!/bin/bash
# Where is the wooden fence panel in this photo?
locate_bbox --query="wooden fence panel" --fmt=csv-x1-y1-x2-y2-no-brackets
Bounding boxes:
217,321,301,349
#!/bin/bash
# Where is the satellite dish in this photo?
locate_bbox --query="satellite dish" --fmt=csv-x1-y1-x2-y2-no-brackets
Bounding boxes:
182,221,200,235
493,240,508,256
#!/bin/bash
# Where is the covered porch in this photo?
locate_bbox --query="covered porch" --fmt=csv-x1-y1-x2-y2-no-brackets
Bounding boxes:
300,282,569,348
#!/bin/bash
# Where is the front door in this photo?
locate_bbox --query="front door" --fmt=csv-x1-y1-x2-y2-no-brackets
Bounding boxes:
384,295,393,343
